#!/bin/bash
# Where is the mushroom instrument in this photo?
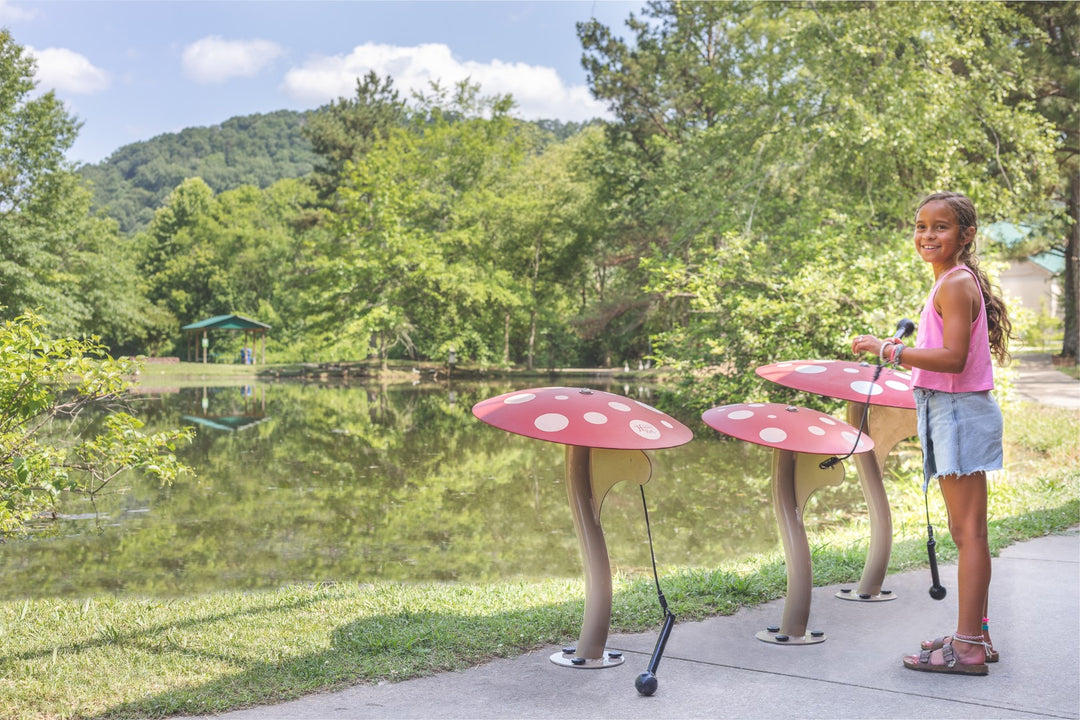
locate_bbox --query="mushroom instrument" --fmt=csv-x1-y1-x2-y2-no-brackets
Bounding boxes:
473,386,692,668
756,359,917,601
702,402,875,644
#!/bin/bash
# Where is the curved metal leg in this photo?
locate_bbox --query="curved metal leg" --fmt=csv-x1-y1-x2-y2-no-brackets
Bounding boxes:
837,403,916,602
758,449,833,645
551,445,623,668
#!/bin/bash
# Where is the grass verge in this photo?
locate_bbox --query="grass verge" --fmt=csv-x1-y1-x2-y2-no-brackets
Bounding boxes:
1,402,1076,720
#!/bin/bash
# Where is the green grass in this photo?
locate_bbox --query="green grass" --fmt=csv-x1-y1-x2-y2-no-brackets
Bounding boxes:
1,403,1077,719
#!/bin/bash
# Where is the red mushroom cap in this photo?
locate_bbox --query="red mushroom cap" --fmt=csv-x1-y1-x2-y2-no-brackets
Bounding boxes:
472,387,693,450
702,402,875,454
756,360,915,409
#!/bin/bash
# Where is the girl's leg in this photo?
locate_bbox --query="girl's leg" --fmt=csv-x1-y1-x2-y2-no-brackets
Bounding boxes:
939,471,991,664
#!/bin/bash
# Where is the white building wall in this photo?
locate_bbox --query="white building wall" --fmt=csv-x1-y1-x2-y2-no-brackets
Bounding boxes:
999,259,1061,318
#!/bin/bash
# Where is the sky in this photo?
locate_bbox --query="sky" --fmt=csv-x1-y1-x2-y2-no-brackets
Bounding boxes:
0,0,646,165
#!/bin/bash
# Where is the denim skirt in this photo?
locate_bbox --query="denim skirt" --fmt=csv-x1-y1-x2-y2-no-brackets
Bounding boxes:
913,387,1003,492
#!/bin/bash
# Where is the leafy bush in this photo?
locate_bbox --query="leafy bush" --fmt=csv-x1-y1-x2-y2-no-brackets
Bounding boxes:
0,313,193,535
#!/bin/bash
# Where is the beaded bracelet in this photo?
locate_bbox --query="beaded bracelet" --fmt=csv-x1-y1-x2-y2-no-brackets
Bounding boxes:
893,344,905,367
879,341,895,363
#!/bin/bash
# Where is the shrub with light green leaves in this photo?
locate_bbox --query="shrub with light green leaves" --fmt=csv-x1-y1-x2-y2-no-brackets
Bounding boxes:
0,313,193,535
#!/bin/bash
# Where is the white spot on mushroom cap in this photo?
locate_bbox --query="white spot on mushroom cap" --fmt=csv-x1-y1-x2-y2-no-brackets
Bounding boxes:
759,427,787,443
504,393,536,404
850,380,883,396
635,401,664,414
608,401,632,412
808,426,826,436
534,413,569,432
841,431,864,447
583,411,608,425
727,410,754,420
886,380,909,392
795,365,828,374
630,420,661,439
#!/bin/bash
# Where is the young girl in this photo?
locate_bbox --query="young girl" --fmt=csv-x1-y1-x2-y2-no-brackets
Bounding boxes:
851,191,1012,676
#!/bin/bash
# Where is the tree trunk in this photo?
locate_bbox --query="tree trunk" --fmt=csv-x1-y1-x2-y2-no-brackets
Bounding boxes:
527,235,542,371
502,312,511,366
527,309,537,371
1063,171,1079,361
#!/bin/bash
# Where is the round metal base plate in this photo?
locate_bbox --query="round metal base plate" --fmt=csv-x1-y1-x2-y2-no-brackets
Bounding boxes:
756,629,826,645
549,649,625,668
835,588,897,602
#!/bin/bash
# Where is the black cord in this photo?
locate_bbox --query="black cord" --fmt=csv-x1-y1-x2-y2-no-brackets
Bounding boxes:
819,361,883,469
924,489,934,532
639,485,670,616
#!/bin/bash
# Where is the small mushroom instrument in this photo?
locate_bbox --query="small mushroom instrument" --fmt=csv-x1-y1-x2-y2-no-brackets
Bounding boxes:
833,318,945,601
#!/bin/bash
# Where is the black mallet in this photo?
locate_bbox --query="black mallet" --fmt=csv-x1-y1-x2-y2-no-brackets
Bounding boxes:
635,610,675,696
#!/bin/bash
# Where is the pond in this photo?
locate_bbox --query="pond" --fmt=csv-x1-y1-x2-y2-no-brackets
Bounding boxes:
0,379,872,599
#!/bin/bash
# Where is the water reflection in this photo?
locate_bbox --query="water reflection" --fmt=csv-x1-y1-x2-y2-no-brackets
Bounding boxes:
0,381,869,599
182,385,270,432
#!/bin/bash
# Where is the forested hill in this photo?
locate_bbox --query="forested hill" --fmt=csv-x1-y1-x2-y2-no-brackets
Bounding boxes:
77,109,592,236
77,109,319,234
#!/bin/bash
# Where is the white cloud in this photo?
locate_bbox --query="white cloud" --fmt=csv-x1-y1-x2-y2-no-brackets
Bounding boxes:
28,46,110,94
0,0,35,23
281,42,608,122
182,36,283,84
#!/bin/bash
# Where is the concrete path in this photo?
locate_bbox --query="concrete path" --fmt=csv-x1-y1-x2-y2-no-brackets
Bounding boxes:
1012,354,1080,410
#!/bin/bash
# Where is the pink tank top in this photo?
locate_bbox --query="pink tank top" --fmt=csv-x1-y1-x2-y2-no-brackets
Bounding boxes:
911,265,995,392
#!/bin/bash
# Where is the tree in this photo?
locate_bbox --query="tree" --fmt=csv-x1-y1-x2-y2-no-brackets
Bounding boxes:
304,71,408,202
0,30,159,353
0,313,192,535
133,175,327,359
1006,1,1079,361
323,82,544,367
0,30,78,216
579,1,1059,405
134,178,219,353
481,127,606,368
0,29,81,320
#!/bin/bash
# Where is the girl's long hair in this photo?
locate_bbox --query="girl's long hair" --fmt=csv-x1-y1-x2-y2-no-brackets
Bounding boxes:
917,191,1014,365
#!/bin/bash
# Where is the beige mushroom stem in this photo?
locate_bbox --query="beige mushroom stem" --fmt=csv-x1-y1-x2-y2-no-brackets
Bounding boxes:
552,445,652,668
759,449,845,645
844,403,918,600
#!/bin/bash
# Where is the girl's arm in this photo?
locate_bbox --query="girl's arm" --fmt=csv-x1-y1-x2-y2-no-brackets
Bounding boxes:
851,271,980,373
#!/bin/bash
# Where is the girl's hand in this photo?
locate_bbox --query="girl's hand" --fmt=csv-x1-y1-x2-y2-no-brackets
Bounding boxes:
852,334,883,357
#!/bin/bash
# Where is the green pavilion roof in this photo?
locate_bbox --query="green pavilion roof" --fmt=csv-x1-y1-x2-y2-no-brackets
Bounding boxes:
181,314,271,331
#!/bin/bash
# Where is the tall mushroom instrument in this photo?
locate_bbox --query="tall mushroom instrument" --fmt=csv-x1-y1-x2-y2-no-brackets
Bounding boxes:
702,402,874,644
756,359,916,601
473,386,692,668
